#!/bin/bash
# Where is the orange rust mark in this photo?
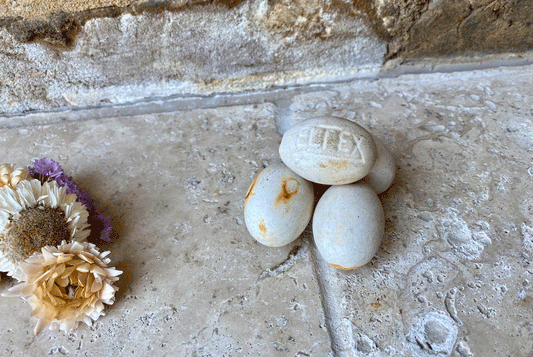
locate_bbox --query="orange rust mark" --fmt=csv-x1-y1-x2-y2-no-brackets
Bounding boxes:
338,159,349,169
370,302,381,309
259,219,267,234
329,263,362,271
274,177,300,207
319,159,349,170
244,175,259,205
333,159,349,169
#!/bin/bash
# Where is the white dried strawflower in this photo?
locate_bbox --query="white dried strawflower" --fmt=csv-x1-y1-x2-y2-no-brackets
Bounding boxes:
4,240,122,335
0,179,90,276
0,164,30,189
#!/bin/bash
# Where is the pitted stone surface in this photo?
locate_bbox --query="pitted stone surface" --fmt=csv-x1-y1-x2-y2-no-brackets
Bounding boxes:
0,7,385,115
0,64,532,356
2,0,533,117
2,0,532,60
0,104,330,355
284,64,533,356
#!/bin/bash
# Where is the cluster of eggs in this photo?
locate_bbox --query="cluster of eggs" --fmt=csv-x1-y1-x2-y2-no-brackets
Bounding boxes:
244,117,395,270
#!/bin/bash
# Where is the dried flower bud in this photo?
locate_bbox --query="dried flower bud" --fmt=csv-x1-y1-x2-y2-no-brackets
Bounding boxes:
0,179,90,276
0,164,30,189
4,241,122,335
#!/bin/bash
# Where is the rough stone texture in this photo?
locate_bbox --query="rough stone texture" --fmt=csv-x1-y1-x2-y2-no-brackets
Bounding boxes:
372,0,533,58
388,0,533,58
283,65,533,356
0,0,135,19
0,103,331,356
0,5,385,115
0,0,377,45
0,1,248,46
2,0,533,116
0,63,532,356
2,0,532,59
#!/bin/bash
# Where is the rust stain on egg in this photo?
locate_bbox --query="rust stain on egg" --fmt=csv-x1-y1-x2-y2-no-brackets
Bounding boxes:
244,175,259,205
259,219,267,234
274,177,300,207
330,159,349,169
319,159,348,170
336,159,349,169
329,263,361,271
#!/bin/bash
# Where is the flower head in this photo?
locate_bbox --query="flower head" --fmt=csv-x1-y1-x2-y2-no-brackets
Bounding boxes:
28,158,64,180
29,158,113,242
0,164,30,189
4,241,121,335
0,179,90,275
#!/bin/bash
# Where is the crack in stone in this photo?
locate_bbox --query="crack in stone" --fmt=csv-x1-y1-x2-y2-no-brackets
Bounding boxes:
179,326,210,352
206,244,309,343
309,242,351,356
258,243,308,280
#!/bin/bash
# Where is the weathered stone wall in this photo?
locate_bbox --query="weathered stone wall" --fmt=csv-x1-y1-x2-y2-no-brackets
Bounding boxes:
2,0,531,57
1,0,532,115
380,0,533,58
0,1,386,114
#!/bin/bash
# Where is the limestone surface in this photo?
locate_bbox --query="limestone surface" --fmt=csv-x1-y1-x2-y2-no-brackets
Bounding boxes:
0,62,532,356
1,0,532,59
0,6,385,115
284,64,533,356
2,0,533,117
0,0,145,19
0,104,330,356
384,0,533,58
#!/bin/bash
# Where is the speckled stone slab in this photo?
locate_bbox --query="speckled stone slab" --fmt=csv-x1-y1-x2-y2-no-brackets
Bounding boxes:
282,66,533,357
0,104,330,356
0,64,532,356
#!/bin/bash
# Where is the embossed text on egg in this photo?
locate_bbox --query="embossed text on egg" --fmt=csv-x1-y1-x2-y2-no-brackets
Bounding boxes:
296,125,365,161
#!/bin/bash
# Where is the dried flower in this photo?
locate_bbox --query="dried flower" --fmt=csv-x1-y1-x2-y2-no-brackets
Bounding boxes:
28,158,64,180
0,179,90,276
0,164,30,189
4,241,122,335
29,158,113,242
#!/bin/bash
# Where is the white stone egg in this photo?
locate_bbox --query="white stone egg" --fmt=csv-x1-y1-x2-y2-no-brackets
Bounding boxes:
313,183,384,270
279,117,377,185
244,163,314,247
363,138,396,194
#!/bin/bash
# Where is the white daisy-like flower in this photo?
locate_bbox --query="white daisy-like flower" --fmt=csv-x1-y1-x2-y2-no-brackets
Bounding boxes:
0,179,90,276
0,164,30,189
4,241,121,335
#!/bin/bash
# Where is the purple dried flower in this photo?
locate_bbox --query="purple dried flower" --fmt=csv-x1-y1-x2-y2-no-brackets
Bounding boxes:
29,158,64,179
29,158,113,242
97,215,113,242
59,175,96,211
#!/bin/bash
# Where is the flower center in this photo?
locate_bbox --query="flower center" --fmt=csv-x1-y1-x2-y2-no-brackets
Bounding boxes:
6,206,71,262
66,284,77,299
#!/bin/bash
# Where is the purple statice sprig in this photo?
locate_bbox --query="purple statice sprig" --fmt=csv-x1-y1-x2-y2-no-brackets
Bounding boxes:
29,157,64,180
29,158,113,242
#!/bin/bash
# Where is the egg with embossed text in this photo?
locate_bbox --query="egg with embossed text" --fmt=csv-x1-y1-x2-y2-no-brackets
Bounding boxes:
279,117,377,185
313,183,384,270
244,163,314,247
